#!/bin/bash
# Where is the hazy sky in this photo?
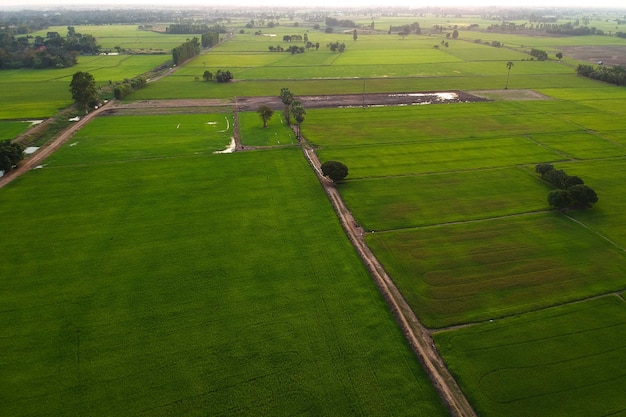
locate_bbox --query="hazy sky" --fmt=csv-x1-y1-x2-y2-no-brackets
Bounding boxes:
2,0,624,8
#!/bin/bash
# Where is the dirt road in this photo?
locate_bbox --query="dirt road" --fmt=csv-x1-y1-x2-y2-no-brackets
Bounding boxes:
0,101,114,189
301,143,477,417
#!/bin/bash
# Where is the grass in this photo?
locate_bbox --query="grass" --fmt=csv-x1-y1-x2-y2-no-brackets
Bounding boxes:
339,167,549,230
433,295,626,417
237,111,298,146
0,121,36,139
5,18,626,417
0,114,448,416
367,212,626,328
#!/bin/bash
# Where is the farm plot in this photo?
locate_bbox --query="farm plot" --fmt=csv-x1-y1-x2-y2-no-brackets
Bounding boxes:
0,115,447,417
434,295,626,417
43,114,234,166
237,111,297,146
0,55,170,121
339,167,549,231
367,212,626,328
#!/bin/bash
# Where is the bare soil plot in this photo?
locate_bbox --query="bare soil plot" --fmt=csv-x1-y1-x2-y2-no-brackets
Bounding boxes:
559,45,626,66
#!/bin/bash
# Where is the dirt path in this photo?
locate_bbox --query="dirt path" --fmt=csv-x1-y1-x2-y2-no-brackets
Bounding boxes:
300,142,477,417
0,101,114,189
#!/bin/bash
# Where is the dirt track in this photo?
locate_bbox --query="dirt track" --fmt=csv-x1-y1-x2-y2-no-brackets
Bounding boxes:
301,143,477,417
0,101,114,189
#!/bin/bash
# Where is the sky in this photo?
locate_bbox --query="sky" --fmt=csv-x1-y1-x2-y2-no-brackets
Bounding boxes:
1,0,624,9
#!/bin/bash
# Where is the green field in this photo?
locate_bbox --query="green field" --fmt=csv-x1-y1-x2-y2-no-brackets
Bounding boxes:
4,13,626,417
0,114,447,416
434,295,626,417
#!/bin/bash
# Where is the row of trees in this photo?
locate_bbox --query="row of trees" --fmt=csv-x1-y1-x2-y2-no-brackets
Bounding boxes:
166,24,225,34
201,32,220,48
0,140,25,174
577,64,626,86
172,38,200,66
535,163,598,210
113,76,147,100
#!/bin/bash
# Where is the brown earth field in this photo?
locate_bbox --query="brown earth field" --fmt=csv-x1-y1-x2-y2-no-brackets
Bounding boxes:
559,45,626,66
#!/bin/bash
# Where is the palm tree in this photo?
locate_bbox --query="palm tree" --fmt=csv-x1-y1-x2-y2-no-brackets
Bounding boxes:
505,61,514,89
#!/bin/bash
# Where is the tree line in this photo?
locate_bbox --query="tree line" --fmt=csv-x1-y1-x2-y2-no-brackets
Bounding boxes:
172,38,200,66
201,32,220,48
535,163,598,210
577,64,626,86
166,24,225,34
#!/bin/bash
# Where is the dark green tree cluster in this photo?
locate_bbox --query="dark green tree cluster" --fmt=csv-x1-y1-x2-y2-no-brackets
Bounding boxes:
113,76,147,100
172,38,200,65
214,69,233,83
0,26,100,69
325,17,356,27
389,22,421,35
0,140,25,173
577,64,626,86
321,161,348,183
201,32,219,48
536,163,598,210
529,48,548,61
167,24,212,34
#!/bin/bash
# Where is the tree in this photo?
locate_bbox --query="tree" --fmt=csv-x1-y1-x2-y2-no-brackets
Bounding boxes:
215,69,233,82
290,101,306,139
257,105,274,128
568,184,598,207
548,189,573,210
279,87,294,126
69,71,98,113
544,168,569,189
556,52,563,60
0,139,25,173
505,61,514,89
452,29,459,39
202,70,213,82
535,163,554,178
321,160,349,183
353,29,358,41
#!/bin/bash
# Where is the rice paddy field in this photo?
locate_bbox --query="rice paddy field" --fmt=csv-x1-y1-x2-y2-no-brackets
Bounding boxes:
0,114,447,416
3,12,626,417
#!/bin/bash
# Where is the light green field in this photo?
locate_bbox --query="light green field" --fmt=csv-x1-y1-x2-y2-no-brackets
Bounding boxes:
0,114,447,416
237,111,297,146
0,55,170,119
434,295,626,417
